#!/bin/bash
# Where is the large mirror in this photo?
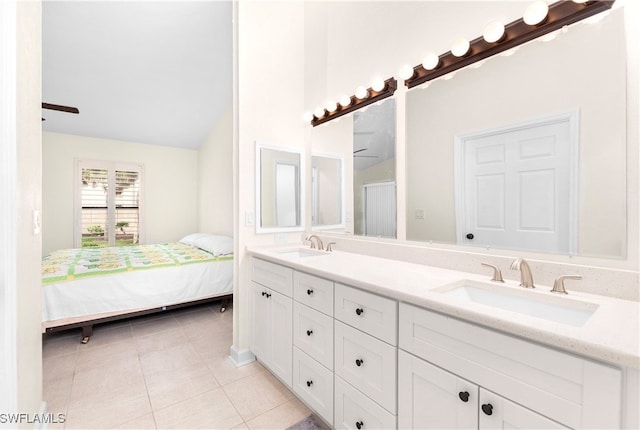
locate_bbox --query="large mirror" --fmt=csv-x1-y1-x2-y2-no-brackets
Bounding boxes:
311,154,344,230
406,8,626,258
256,142,304,233
353,98,397,238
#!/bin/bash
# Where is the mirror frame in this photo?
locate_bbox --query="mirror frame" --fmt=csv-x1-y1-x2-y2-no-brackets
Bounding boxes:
311,152,345,231
255,141,305,234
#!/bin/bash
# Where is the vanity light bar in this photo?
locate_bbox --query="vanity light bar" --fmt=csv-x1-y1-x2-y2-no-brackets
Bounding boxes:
404,0,615,89
311,77,398,127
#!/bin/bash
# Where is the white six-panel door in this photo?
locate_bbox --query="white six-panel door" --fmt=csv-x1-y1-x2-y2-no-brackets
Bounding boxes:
455,112,578,254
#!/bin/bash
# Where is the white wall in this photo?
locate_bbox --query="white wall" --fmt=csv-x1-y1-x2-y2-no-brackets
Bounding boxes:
234,0,306,355
42,132,199,256
198,106,233,236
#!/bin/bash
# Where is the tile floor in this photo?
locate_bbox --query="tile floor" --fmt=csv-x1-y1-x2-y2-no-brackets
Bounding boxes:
42,302,312,429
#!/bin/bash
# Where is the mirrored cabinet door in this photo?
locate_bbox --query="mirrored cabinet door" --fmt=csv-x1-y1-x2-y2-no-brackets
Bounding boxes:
256,142,305,233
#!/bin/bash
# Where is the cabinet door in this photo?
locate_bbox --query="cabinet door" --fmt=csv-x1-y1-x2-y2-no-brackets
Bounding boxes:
398,350,478,429
479,389,568,429
250,281,271,362
269,289,293,387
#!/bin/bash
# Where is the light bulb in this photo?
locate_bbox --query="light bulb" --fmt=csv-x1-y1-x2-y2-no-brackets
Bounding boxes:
483,21,505,43
422,53,440,70
325,101,338,113
573,0,588,3
355,86,369,100
524,1,549,26
451,37,470,57
339,95,352,107
371,78,386,92
314,107,325,118
398,65,415,81
303,112,313,122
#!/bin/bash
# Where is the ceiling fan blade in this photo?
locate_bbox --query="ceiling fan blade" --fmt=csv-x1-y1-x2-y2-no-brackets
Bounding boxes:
42,102,79,114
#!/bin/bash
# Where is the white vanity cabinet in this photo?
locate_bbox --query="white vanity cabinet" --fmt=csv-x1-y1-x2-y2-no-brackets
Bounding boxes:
334,284,398,428
250,259,294,387
399,303,622,429
291,270,335,425
398,350,569,429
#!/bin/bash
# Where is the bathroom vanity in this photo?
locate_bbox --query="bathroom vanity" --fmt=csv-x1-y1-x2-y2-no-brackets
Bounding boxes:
247,246,639,429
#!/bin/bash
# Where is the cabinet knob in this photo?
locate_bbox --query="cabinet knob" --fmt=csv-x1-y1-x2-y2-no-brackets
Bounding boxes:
466,233,474,240
306,380,313,387
307,289,313,295
355,358,364,367
261,291,266,296
355,421,364,429
481,403,493,416
458,391,469,402
355,308,364,316
265,293,271,298
306,330,313,336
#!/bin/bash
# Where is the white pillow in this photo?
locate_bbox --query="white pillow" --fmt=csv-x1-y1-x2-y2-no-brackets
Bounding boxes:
193,234,233,256
178,233,211,247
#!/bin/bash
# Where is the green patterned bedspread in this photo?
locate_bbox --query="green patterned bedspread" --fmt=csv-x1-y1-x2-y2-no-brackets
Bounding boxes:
42,242,232,285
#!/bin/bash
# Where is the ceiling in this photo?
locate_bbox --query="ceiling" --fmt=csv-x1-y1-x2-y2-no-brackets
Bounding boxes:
42,1,232,150
353,98,396,171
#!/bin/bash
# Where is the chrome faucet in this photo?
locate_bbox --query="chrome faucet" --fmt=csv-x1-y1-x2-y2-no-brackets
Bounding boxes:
510,258,535,288
306,234,324,251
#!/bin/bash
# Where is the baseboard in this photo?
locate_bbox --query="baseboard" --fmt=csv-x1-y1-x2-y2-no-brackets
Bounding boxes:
229,345,255,367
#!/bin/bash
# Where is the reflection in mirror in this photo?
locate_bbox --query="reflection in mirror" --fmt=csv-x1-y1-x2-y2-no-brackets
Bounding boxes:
256,142,304,233
354,98,397,238
406,9,626,258
311,154,344,229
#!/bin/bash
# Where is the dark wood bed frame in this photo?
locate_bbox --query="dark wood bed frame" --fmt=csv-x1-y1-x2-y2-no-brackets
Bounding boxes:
44,293,232,344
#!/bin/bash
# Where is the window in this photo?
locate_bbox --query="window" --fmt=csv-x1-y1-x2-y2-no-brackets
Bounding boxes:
75,160,144,248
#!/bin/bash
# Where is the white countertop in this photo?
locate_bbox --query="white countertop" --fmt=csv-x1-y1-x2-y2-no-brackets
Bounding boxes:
247,245,640,369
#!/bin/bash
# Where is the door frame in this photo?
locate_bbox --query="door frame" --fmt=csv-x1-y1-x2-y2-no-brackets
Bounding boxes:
0,0,18,412
453,109,579,254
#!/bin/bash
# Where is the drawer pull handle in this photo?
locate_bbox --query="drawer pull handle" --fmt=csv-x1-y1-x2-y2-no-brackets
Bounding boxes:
481,403,493,416
355,358,364,367
307,289,314,295
306,380,313,387
355,308,364,316
306,330,313,336
458,391,469,402
355,421,364,429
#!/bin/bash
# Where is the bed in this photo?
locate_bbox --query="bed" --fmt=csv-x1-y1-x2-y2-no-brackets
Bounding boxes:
41,233,234,343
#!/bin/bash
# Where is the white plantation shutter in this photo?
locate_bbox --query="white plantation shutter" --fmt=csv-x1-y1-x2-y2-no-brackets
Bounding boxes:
75,160,144,248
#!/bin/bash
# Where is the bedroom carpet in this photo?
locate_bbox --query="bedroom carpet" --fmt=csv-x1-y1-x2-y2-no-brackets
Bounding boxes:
42,302,311,429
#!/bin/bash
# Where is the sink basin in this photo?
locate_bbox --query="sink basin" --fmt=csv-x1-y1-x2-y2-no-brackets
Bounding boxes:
276,248,328,259
434,280,598,327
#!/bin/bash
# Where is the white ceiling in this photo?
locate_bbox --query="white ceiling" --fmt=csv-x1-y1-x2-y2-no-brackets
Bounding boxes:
42,1,232,149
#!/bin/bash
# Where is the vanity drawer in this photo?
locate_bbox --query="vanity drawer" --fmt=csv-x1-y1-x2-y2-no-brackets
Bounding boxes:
334,320,397,414
292,347,333,426
252,258,293,297
294,271,334,316
334,375,397,430
334,283,397,345
293,302,334,370
399,303,621,429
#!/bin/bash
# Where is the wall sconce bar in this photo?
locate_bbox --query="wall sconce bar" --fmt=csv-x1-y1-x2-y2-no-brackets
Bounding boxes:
405,0,614,89
311,77,398,127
